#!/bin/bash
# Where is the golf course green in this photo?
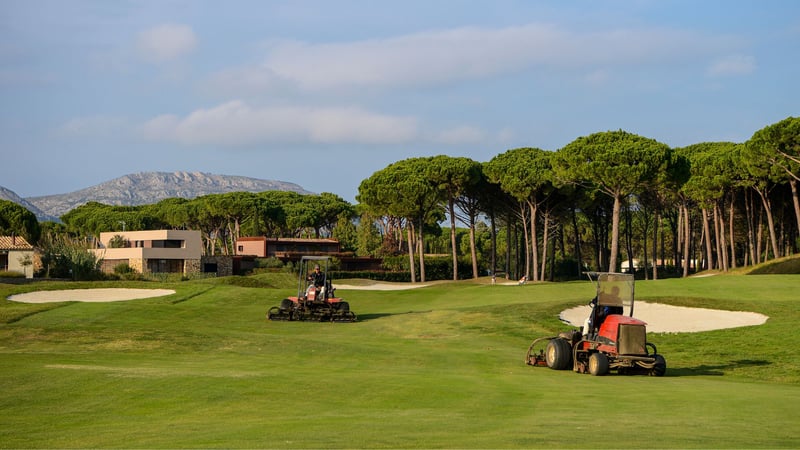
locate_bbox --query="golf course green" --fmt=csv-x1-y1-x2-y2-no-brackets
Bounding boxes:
1,273,798,448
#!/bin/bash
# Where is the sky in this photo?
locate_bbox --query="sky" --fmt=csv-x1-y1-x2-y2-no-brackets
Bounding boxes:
1,0,799,203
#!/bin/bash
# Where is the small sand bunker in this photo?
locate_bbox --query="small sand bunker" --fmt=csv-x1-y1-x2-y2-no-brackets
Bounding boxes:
335,283,429,291
7,288,176,304
560,302,768,333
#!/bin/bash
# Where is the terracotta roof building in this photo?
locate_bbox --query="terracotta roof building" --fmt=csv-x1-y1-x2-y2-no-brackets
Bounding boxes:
0,235,35,278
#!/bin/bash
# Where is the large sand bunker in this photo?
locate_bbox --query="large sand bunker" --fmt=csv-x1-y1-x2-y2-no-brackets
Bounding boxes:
560,302,768,333
7,288,176,303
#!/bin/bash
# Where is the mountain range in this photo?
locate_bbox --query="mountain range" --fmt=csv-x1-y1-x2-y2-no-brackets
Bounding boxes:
0,171,312,222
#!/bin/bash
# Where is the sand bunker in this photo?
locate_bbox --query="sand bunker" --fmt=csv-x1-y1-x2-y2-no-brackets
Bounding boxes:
335,283,429,291
7,288,176,303
560,302,768,333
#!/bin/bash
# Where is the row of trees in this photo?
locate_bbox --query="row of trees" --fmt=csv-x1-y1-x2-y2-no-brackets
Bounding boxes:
57,191,355,256
2,117,797,282
357,118,799,282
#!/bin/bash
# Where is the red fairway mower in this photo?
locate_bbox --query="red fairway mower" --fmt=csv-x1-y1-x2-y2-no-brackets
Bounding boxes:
525,272,666,376
267,256,356,323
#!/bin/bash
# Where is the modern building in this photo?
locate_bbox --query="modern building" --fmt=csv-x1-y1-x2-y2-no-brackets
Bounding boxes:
0,235,35,278
235,236,382,271
93,230,202,275
236,237,341,258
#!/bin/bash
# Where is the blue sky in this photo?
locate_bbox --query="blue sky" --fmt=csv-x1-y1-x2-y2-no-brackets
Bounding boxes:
1,1,798,202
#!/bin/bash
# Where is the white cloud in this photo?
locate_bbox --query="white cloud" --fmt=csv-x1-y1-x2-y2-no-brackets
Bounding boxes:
137,24,197,63
207,23,739,94
432,125,487,145
706,54,756,77
57,115,130,138
140,100,418,146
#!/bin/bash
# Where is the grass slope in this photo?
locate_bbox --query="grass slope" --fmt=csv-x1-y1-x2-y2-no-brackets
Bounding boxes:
1,275,799,448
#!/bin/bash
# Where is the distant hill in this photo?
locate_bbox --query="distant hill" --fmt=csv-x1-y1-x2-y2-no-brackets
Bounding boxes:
20,171,312,220
0,186,60,222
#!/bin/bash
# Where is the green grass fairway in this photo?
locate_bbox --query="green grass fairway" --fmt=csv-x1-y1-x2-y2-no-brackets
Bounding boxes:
1,275,799,448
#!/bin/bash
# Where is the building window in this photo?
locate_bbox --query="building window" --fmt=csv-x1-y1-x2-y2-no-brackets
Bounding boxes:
147,259,183,273
238,245,244,252
152,239,184,248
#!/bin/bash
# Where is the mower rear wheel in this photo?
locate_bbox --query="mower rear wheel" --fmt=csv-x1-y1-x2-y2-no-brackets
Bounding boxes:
589,352,609,376
279,299,294,311
650,354,667,377
545,338,572,370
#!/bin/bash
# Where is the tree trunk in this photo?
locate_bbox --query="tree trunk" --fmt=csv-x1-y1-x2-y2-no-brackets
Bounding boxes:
505,213,512,279
490,209,497,277
469,216,479,278
714,204,728,271
609,193,622,272
745,190,756,267
791,179,800,247
677,205,684,273
448,199,458,281
540,211,549,282
756,209,764,264
682,205,691,277
651,209,658,280
728,195,737,269
624,199,634,275
407,225,416,283
592,212,602,271
528,201,539,281
755,187,780,260
702,208,713,271
520,204,531,280
417,219,426,283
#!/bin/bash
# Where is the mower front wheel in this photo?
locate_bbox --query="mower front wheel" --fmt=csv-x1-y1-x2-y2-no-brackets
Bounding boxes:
545,338,572,370
589,352,609,376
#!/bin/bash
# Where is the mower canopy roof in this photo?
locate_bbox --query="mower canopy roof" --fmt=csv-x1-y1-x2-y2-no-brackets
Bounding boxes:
586,272,635,317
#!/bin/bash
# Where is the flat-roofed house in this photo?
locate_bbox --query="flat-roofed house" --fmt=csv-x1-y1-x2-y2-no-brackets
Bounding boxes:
93,230,202,275
235,237,341,258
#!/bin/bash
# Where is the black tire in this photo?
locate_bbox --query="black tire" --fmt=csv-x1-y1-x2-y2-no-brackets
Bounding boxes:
337,301,350,312
650,354,667,377
589,352,609,376
279,299,293,311
545,338,572,370
267,306,285,321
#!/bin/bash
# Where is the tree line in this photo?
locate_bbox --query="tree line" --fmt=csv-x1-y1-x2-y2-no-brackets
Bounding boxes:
2,117,798,281
357,118,799,282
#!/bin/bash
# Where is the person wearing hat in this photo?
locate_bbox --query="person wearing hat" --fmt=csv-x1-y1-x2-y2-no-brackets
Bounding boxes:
308,264,326,287
306,264,327,301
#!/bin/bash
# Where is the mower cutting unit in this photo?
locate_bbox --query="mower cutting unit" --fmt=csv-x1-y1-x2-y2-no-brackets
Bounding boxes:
525,272,666,376
267,256,356,323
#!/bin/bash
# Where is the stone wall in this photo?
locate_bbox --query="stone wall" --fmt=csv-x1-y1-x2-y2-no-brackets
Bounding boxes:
200,256,232,277
184,259,201,274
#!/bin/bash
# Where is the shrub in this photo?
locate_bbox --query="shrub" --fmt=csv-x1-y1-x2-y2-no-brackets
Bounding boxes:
113,263,135,275
255,257,285,269
0,270,25,278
